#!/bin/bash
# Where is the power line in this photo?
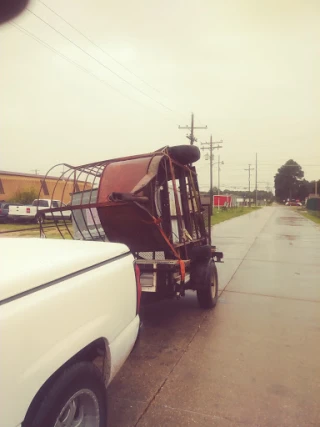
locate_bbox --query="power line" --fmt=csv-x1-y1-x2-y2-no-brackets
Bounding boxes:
37,0,165,98
219,162,320,167
26,7,173,112
11,22,158,111
37,0,194,123
35,2,196,125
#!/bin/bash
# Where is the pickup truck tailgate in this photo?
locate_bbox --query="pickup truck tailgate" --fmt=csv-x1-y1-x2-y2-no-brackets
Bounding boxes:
0,238,131,303
9,205,33,216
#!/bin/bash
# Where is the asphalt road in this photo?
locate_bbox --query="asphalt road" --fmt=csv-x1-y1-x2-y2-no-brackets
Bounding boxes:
108,207,320,427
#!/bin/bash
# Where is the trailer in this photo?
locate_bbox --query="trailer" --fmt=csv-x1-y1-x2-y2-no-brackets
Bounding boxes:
39,145,223,308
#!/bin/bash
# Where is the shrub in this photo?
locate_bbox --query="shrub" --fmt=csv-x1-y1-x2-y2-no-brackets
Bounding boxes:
8,188,38,204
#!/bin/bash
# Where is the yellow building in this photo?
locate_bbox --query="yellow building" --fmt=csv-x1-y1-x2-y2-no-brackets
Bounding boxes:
0,170,89,204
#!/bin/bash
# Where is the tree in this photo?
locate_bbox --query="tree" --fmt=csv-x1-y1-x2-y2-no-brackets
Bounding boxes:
274,160,304,202
296,179,311,202
8,188,38,204
205,186,219,195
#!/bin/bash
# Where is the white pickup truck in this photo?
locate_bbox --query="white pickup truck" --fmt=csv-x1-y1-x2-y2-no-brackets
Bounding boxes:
8,199,72,223
0,238,141,427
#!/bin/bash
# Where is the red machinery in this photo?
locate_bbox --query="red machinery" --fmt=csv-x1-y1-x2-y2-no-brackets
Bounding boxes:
39,145,223,308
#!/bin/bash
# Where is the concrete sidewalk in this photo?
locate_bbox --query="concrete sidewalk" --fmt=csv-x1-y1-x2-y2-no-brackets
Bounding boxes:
108,207,320,427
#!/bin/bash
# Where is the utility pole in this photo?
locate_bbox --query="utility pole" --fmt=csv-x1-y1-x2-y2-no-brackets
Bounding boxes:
30,169,40,175
201,138,223,216
218,155,224,196
255,153,258,206
218,155,220,196
179,113,207,145
217,155,225,210
245,164,254,207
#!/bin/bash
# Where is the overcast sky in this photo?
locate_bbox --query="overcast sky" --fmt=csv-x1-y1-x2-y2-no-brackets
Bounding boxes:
1,0,319,192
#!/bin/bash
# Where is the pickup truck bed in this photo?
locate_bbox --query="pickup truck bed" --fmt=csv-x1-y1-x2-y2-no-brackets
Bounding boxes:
0,238,140,427
8,199,71,223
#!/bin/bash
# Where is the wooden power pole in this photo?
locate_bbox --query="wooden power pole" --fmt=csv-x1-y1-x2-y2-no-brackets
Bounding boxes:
255,153,258,206
201,138,223,216
245,164,254,207
179,113,207,145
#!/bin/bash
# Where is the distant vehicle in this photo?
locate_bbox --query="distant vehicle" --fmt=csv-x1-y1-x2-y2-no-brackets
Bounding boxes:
0,202,9,222
8,199,72,223
0,238,141,427
0,202,22,223
285,200,302,206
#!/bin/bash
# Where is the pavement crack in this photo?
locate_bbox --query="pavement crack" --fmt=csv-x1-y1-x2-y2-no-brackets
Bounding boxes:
220,208,277,296
152,403,248,424
133,313,209,426
224,289,320,304
227,257,320,267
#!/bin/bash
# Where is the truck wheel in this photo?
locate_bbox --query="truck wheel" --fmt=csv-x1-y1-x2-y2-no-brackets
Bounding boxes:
194,259,218,309
190,245,211,261
35,213,45,224
167,145,200,165
26,362,107,427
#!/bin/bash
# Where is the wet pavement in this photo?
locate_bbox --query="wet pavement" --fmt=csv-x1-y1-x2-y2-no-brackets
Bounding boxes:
107,207,320,427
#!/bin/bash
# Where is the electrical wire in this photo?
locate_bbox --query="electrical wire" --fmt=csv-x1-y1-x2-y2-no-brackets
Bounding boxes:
10,22,160,112
34,2,193,124
26,7,173,112
32,2,197,126
37,0,165,97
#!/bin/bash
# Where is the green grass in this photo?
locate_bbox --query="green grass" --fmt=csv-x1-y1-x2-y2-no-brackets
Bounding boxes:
0,221,73,239
299,210,320,225
211,206,261,225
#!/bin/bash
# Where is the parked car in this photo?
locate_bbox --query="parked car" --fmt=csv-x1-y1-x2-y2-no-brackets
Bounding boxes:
285,200,302,206
8,199,72,223
0,238,141,427
0,202,9,222
0,202,22,223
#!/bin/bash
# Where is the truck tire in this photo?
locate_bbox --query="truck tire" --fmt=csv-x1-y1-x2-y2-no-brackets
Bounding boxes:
25,362,107,427
192,259,218,309
167,145,200,165
189,245,211,261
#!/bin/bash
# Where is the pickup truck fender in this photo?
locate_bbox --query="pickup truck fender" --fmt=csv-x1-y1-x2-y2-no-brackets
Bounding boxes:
20,316,139,426
0,254,139,427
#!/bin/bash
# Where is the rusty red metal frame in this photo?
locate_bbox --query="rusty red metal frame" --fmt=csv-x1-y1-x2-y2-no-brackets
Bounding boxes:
39,147,207,260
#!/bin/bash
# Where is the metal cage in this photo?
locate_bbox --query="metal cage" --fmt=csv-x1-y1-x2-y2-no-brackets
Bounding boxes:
39,146,210,263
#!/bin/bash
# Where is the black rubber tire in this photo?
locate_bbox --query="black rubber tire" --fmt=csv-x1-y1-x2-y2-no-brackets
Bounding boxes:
189,245,212,261
25,362,107,427
168,145,200,165
192,259,218,309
